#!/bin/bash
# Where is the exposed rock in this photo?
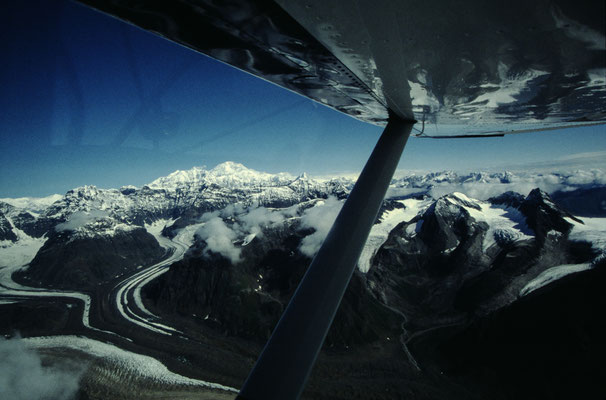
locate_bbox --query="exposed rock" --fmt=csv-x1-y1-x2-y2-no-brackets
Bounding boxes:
367,188,599,337
145,221,401,348
17,227,165,290
488,191,525,208
367,193,491,334
432,260,606,400
0,211,17,242
519,188,582,243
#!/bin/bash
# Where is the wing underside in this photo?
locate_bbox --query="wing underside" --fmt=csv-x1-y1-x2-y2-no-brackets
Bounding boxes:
74,0,605,134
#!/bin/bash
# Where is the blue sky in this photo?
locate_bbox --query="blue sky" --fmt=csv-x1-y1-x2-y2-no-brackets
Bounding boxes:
1,0,604,198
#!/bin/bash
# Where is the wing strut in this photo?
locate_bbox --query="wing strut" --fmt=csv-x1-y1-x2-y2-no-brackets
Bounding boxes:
237,114,414,400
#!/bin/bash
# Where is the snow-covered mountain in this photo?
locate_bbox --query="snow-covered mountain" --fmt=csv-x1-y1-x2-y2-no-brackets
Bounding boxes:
3,162,605,242
1,162,349,242
2,161,606,400
147,162,296,191
1,162,605,280
391,168,606,189
0,162,351,289
0,194,63,215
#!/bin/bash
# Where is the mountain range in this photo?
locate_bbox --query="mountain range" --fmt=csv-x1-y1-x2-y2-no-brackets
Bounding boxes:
1,161,605,400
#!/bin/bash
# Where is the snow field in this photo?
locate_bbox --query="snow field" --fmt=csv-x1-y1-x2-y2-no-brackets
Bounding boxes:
358,198,432,273
520,263,593,296
449,192,534,252
24,335,238,392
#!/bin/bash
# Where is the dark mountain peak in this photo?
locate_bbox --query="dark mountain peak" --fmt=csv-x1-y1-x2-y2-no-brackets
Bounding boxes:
525,188,582,222
421,193,481,224
519,188,582,242
488,191,525,209
415,193,487,254
19,226,165,290
120,186,137,195
525,187,551,203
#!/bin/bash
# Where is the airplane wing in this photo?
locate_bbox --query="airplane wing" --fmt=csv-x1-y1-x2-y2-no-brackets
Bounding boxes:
75,0,605,137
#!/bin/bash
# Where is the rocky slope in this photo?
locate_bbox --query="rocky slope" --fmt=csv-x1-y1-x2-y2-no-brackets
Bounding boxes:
366,189,603,399
144,210,402,347
434,260,606,400
16,225,167,290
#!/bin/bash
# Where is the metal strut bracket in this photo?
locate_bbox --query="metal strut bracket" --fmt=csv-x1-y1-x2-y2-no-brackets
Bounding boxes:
237,115,414,400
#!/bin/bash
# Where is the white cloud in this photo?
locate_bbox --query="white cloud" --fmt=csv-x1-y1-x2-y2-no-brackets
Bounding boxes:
194,198,344,261
425,169,606,200
195,204,297,263
562,169,606,186
0,336,83,400
298,197,344,257
239,206,288,236
219,203,247,218
195,216,241,264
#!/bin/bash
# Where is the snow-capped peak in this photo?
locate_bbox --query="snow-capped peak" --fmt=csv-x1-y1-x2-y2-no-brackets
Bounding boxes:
147,162,296,191
208,162,280,182
147,167,207,190
446,192,482,210
209,161,253,176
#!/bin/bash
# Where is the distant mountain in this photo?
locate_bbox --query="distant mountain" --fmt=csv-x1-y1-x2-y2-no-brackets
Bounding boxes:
0,194,63,215
147,162,295,191
391,168,606,189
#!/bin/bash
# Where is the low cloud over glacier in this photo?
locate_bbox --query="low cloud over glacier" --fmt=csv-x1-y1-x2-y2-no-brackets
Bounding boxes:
0,335,83,400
